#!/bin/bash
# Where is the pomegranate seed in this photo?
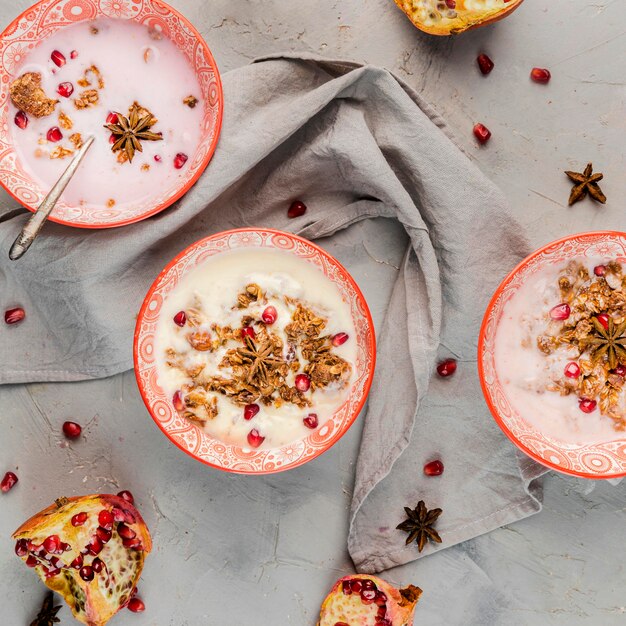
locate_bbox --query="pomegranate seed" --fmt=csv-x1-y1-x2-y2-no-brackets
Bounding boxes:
47,127,63,142
57,82,74,98
71,512,88,526
247,429,265,448
361,588,377,604
5,307,25,324
303,413,318,429
1,471,18,492
564,362,581,379
335,623,349,626
92,557,105,573
549,303,570,321
377,605,387,617
331,332,349,347
109,133,117,145
174,153,188,169
106,111,118,124
473,123,491,145
86,537,103,555
51,50,66,67
262,306,277,325
131,587,139,597
614,364,626,377
295,373,311,392
96,527,112,543
127,597,145,613
112,505,132,523
445,0,456,7
80,565,94,581
244,404,260,420
436,358,457,377
579,398,597,413
45,566,61,578
597,313,610,330
241,326,256,340
594,265,606,277
70,50,78,59
122,537,142,549
154,154,162,162
15,539,28,557
361,579,376,590
60,542,71,552
476,53,494,75
49,556,63,569
62,421,82,439
378,620,392,626
98,509,114,529
287,200,307,218
70,554,83,569
173,310,186,326
172,390,185,412
14,110,28,129
43,535,61,554
423,459,444,476
375,591,388,606
117,523,136,540
350,580,363,593
117,490,134,504
530,67,551,84
342,580,352,595
25,555,38,567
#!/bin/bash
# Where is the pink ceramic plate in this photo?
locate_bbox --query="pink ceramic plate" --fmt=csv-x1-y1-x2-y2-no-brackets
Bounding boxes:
0,0,223,228
134,228,376,474
479,231,626,479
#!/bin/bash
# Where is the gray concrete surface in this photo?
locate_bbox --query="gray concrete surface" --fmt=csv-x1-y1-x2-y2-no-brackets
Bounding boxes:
1,0,625,624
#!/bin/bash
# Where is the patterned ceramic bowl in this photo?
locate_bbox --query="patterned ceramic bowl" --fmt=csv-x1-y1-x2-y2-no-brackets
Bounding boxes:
479,231,626,479
134,228,376,474
0,0,223,228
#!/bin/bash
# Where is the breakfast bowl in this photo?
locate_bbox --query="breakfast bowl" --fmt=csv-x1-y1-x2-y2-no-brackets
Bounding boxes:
134,228,376,474
479,231,626,479
0,0,223,228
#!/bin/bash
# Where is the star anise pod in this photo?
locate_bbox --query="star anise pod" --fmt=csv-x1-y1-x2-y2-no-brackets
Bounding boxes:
565,163,606,206
105,103,162,162
396,500,443,552
582,317,626,370
30,592,61,626
238,336,284,386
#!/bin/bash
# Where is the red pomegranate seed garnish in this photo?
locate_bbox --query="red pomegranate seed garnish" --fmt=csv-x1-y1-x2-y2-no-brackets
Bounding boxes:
303,413,318,429
593,265,606,277
423,459,444,476
57,82,74,98
174,153,188,169
15,539,28,557
350,580,363,593
287,200,307,218
62,421,82,439
51,50,66,67
247,429,265,448
342,581,352,595
117,523,136,540
597,313,610,330
173,310,186,326
25,555,38,567
244,403,260,420
43,535,61,554
86,537,103,555
295,373,311,392
14,110,28,129
154,154,162,162
436,358,457,377
172,390,185,412
127,597,146,612
1,471,18,492
614,364,626,377
70,554,83,569
109,133,117,145
261,306,277,325
331,332,349,347
361,588,377,604
117,490,134,504
92,557,105,573
70,50,79,59
106,111,118,125
549,303,570,321
241,326,256,340
564,362,581,379
476,53,494,75
96,526,112,543
578,398,597,413
47,127,63,142
79,565,94,581
71,512,88,526
98,509,114,529
5,307,25,325
530,67,551,84
473,123,491,145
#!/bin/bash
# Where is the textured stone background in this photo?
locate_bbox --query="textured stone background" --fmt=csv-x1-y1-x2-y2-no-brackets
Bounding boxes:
1,0,625,624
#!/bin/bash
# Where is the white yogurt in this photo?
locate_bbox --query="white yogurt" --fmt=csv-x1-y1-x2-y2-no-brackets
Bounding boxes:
155,248,358,449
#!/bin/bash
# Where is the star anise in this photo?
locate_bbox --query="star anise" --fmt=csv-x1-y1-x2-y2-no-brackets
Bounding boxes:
237,336,284,386
396,500,443,552
30,592,61,626
582,317,626,370
565,163,606,206
104,103,162,162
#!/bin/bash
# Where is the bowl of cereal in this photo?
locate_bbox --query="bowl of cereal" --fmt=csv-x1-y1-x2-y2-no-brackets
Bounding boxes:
134,228,376,474
479,231,626,478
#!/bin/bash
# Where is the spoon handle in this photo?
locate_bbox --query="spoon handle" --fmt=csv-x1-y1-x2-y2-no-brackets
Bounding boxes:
9,135,95,261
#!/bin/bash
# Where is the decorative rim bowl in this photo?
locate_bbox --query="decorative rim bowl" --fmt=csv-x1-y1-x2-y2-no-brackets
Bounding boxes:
479,231,626,479
0,0,223,228
133,228,376,474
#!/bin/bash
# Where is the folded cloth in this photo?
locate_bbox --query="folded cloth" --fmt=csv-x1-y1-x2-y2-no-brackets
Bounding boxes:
0,54,544,572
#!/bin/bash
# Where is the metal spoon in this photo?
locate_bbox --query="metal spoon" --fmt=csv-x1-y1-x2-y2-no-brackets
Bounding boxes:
9,135,95,261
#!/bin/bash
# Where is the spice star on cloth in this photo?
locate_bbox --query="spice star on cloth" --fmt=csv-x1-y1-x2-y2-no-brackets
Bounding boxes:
0,54,544,573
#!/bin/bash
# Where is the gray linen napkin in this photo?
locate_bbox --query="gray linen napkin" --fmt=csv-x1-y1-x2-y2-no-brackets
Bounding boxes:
0,54,544,572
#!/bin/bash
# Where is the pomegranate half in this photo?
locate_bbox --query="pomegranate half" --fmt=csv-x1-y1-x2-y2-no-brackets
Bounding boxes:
13,494,151,626
393,0,525,36
318,574,422,626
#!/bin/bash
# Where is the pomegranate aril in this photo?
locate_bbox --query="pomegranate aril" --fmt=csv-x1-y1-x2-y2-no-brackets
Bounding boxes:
377,605,387,617
26,555,38,567
51,50,66,67
5,307,25,325
173,310,186,326
117,523,136,540
262,306,277,325
61,542,71,552
436,358,457,377
122,537,142,549
614,364,626,377
14,110,28,129
342,580,352,595
70,554,83,569
1,471,18,492
350,579,363,593
549,303,571,321
118,490,135,504
15,539,28,557
295,373,311,392
70,50,79,59
247,429,265,448
86,537,103,555
112,505,135,523
173,390,185,412
331,332,349,347
96,527,112,543
241,326,256,340
106,111,119,124
154,154,162,162
377,620,392,626
579,398,597,413
80,565,94,581
57,81,74,97
174,152,188,169
287,200,307,218
530,67,551,84
303,413,318,429
49,556,63,569
92,557,105,573
45,567,60,578
445,0,456,7
594,265,606,277
423,459,444,476
98,509,114,529
71,511,88,526
476,53,494,75
127,597,146,612
43,535,61,554
62,420,82,439
375,591,388,606
473,123,491,144
564,362,581,379
244,403,260,420
47,127,63,142
361,588,377,604
597,313,610,330
334,623,349,626
109,133,116,144
362,579,376,590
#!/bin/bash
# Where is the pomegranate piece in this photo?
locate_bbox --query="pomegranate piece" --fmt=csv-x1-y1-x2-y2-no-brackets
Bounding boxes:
174,152,188,169
117,490,135,504
244,403,260,420
1,471,18,492
50,50,66,67
4,307,25,325
564,362,581,379
596,313,610,330
473,123,491,145
530,67,551,84
57,81,74,98
127,597,146,612
303,413,319,429
262,306,278,325
172,390,185,412
62,421,82,439
423,459,444,476
579,398,597,413
71,512,88,526
247,429,265,448
42,535,61,554
14,110,28,129
70,50,79,59
287,200,307,218
98,509,114,529
173,310,187,326
476,53,494,75
241,326,256,341
295,373,311,392
594,265,606,277
46,127,63,142
436,358,457,377
331,332,349,347
549,303,570,321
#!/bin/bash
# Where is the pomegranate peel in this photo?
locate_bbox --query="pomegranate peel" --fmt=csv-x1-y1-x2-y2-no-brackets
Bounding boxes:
13,494,151,626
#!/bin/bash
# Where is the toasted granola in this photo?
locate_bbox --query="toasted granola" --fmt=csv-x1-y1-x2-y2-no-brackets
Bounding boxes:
50,145,74,160
58,111,74,130
77,65,105,89
10,72,58,117
74,89,99,110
